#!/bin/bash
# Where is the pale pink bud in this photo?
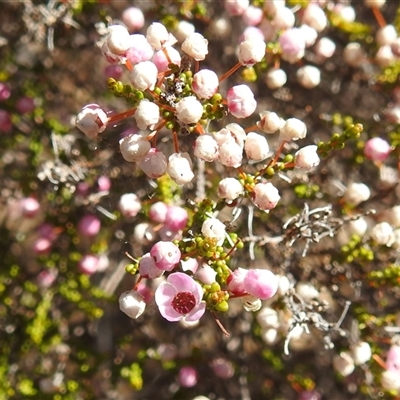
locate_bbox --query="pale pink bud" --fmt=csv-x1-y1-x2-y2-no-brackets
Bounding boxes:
174,20,195,42
227,267,248,295
100,41,122,64
375,45,395,67
364,137,391,161
252,182,280,211
343,43,367,67
146,22,177,50
139,148,168,179
175,96,204,125
33,237,52,254
165,206,189,231
343,182,371,206
227,84,257,118
298,24,318,47
97,175,111,191
314,37,336,59
119,133,151,163
77,214,101,237
257,110,285,133
218,177,244,201
134,100,160,130
20,197,40,218
78,254,100,275
192,69,219,99
121,7,145,32
126,34,154,65
201,218,226,246
225,0,249,16
119,290,146,319
181,33,208,61
302,4,327,32
240,26,265,42
218,139,243,168
152,46,181,72
296,65,321,89
0,82,10,101
195,263,217,284
238,38,266,66
167,152,194,185
376,25,397,46
242,6,263,26
75,104,108,138
149,201,169,223
273,7,295,30
118,193,141,217
279,28,305,63
139,253,164,279
386,345,400,373
219,123,247,148
106,25,131,55
294,145,320,170
194,134,219,162
280,118,307,141
245,132,269,161
244,269,278,299
130,61,158,91
133,222,156,244
178,366,198,388
210,358,234,379
150,241,181,271
16,96,35,114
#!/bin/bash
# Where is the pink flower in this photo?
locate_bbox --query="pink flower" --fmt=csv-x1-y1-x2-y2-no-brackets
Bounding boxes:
77,214,101,237
78,254,100,275
227,84,257,118
178,366,198,388
155,272,206,322
364,137,391,162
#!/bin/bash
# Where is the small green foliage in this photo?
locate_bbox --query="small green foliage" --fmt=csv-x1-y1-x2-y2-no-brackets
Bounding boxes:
294,183,320,199
121,362,143,390
367,264,400,287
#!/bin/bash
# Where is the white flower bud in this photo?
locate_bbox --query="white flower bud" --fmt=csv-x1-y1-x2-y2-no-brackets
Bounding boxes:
334,5,355,22
333,352,355,376
375,45,394,67
296,65,321,89
294,145,320,170
387,205,400,228
257,111,285,133
217,177,244,201
175,96,204,125
201,218,226,246
167,152,194,185
106,25,131,55
376,25,397,46
192,69,219,99
263,0,285,17
370,222,395,246
133,222,156,244
146,22,177,50
343,42,367,67
119,290,146,319
260,327,279,344
314,37,336,59
181,32,208,61
256,307,279,328
265,68,287,89
75,104,108,138
134,100,160,130
343,182,371,206
130,61,158,91
273,7,295,30
252,182,280,211
139,148,168,178
218,139,243,168
296,282,319,301
174,20,195,42
118,193,141,217
298,24,318,47
194,134,219,162
245,132,269,161
119,133,151,163
302,4,327,32
238,38,266,67
279,118,307,142
351,341,372,365
347,217,369,237
364,0,386,9
381,370,400,391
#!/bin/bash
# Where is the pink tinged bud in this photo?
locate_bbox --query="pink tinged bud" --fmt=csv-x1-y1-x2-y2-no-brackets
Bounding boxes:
139,253,164,279
119,133,151,163
152,46,181,72
227,84,257,118
280,118,307,141
273,7,295,30
364,137,391,161
294,145,320,170
134,222,156,244
245,132,269,161
33,237,52,254
242,6,263,26
78,254,100,275
165,205,188,231
149,201,169,223
302,4,327,32
252,182,280,211
181,32,209,61
155,272,206,322
279,28,306,64
121,7,145,32
201,218,226,246
16,96,35,114
130,61,158,91
75,104,108,139
194,134,219,162
97,175,111,191
20,197,40,218
218,177,244,201
146,22,177,51
227,267,248,295
192,69,219,99
134,100,160,130
343,43,367,67
101,41,122,64
38,223,58,241
299,25,317,48
181,257,199,274
106,25,131,55
296,65,321,89
244,269,278,299
119,290,146,319
126,34,154,65
167,152,194,185
210,358,235,379
240,26,265,42
238,38,266,66
175,96,204,125
150,241,181,271
36,269,58,288
77,214,101,237
218,139,243,168
298,391,322,400
386,345,400,373
0,82,10,101
257,111,285,133
0,109,12,132
225,0,249,16
178,366,198,388
118,193,141,217
195,263,217,284
139,148,168,179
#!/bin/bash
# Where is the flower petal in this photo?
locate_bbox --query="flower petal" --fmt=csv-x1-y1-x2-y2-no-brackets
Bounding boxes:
155,282,176,306
158,304,183,321
168,272,197,293
185,301,206,322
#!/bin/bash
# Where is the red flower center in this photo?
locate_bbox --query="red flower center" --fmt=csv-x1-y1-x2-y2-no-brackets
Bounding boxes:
172,291,196,315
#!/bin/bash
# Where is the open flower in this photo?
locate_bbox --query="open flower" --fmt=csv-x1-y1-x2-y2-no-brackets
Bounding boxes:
155,272,206,322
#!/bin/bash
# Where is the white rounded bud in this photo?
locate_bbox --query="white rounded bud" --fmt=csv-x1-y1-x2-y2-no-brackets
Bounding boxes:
364,0,386,9
314,37,336,59
201,218,226,246
351,341,372,365
192,69,219,99
257,111,285,133
119,133,151,163
370,222,395,246
146,22,176,50
119,290,146,319
106,25,131,55
245,132,269,161
217,177,244,201
265,68,287,89
279,118,307,142
273,7,295,30
130,61,158,91
252,182,280,211
134,100,160,130
139,148,168,178
343,182,371,206
194,134,219,162
296,65,321,89
167,152,194,185
302,4,327,32
181,32,208,61
238,38,266,66
175,96,204,125
75,104,108,138
294,145,320,170
381,370,400,391
174,20,195,42
343,43,367,67
376,25,397,46
218,139,243,168
333,352,355,376
118,193,141,217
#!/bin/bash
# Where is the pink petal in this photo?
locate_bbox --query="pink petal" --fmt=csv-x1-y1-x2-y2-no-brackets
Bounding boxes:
155,282,176,306
168,272,197,293
158,304,183,321
244,269,278,300
185,302,206,322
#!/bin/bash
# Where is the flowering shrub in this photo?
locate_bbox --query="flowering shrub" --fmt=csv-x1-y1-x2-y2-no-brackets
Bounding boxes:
2,0,400,399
